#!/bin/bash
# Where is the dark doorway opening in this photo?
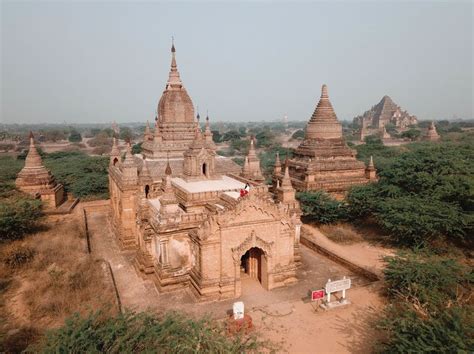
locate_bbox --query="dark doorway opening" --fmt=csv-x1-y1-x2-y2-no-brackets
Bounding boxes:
145,185,150,198
113,157,119,166
240,247,263,283
202,163,207,176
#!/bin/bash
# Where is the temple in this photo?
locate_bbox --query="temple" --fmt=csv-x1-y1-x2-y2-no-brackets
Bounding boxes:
354,95,418,130
279,85,377,198
16,132,65,209
109,43,302,301
423,121,440,141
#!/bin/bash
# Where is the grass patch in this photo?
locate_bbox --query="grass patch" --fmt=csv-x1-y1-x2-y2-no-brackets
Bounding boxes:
0,215,116,352
319,223,363,244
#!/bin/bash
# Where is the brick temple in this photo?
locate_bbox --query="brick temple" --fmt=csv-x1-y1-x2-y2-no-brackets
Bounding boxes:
15,133,65,209
109,43,302,301
277,85,377,198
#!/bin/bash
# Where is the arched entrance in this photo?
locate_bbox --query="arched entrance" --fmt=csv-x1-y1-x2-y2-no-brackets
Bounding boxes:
240,247,265,284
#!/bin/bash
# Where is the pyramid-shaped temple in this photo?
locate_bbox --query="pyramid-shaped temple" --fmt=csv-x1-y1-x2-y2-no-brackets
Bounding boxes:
16,133,65,208
279,85,376,198
354,95,418,130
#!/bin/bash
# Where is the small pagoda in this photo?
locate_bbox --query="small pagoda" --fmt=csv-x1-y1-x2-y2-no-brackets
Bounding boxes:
16,132,65,208
281,84,377,198
423,121,440,141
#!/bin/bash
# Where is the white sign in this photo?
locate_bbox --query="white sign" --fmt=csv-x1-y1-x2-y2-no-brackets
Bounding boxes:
325,276,351,303
325,277,351,293
233,301,244,320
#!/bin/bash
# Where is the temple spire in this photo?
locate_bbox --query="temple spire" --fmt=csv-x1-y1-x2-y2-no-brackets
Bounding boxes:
167,38,182,89
281,164,292,188
305,83,342,140
248,136,257,158
25,132,43,168
273,152,281,175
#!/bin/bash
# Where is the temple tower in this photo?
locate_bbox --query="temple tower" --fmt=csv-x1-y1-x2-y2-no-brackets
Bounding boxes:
183,125,218,181
286,84,374,198
141,41,198,159
241,137,264,182
16,132,65,208
365,156,377,181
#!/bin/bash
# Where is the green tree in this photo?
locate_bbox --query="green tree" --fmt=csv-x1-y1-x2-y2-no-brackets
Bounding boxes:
221,130,242,142
255,131,275,148
401,128,421,141
68,130,82,143
132,142,142,154
291,129,305,140
119,127,133,142
211,130,222,143
297,191,348,224
348,141,473,245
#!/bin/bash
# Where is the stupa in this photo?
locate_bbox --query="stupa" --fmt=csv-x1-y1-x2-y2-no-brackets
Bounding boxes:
16,132,65,208
240,137,265,182
423,121,440,141
280,85,377,198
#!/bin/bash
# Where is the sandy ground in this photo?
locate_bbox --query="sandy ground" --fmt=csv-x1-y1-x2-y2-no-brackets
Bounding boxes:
86,208,388,353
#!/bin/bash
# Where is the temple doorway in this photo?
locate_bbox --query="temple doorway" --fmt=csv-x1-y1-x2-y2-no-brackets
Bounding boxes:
240,247,264,283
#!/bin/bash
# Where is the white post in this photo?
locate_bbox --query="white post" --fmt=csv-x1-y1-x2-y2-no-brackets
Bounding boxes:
326,279,331,303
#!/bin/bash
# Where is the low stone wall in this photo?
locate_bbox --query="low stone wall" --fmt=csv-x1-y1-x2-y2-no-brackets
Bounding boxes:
300,234,381,282
79,199,110,212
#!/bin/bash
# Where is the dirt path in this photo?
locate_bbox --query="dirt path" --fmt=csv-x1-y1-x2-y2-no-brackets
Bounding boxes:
302,224,394,278
251,283,385,353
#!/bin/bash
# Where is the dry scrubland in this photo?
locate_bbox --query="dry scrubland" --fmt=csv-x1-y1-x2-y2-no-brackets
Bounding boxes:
0,214,117,352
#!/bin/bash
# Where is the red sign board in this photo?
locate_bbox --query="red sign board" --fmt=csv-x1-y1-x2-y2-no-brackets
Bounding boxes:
311,289,324,301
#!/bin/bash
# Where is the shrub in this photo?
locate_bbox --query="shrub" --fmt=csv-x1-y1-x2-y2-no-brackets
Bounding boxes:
297,191,348,224
0,194,43,241
383,252,472,307
68,130,82,143
4,245,35,268
378,303,473,353
401,128,421,141
378,252,473,353
132,142,142,154
32,311,266,353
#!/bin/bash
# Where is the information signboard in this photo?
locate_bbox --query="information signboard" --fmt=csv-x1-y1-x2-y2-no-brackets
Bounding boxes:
325,277,351,294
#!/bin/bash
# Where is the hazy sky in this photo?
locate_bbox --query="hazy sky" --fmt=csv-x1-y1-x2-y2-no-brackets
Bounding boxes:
1,1,473,124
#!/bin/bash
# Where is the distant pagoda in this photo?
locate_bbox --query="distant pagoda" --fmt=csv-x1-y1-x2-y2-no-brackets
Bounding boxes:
279,85,376,198
16,132,65,208
423,121,440,141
